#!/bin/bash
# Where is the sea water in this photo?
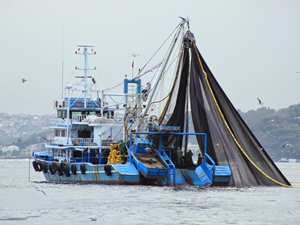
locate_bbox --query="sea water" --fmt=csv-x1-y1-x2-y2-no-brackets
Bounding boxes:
0,159,299,225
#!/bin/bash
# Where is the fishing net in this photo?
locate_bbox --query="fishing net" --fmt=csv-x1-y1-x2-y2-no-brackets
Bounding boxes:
159,31,290,187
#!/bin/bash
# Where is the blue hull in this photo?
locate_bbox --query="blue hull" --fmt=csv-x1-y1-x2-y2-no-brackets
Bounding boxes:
42,162,140,185
34,160,231,186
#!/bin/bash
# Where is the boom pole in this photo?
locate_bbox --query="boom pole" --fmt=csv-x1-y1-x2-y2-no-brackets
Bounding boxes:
139,18,189,124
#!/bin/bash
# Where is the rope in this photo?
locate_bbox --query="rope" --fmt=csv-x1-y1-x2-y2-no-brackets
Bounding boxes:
134,23,182,79
103,23,182,93
158,51,184,121
193,41,296,188
89,56,108,89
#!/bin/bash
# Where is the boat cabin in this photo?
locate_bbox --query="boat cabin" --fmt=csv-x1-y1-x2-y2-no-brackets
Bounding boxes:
132,137,151,154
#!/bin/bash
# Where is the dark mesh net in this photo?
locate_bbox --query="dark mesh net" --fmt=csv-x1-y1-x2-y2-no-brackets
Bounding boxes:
159,32,290,187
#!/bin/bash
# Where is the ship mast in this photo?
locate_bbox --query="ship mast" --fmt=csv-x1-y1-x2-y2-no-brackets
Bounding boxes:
75,45,96,107
137,17,189,131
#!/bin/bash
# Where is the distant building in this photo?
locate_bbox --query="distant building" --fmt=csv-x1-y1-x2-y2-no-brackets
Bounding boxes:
0,145,20,157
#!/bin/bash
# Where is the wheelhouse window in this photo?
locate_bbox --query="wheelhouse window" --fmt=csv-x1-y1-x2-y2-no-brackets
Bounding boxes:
103,110,114,119
72,111,81,119
58,110,67,118
55,129,68,137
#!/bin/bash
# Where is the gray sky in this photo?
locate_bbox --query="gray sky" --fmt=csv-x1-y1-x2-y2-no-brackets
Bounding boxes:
1,0,300,115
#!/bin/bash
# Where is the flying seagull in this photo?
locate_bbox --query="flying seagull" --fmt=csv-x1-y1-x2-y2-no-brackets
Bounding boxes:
132,54,140,57
257,98,263,105
179,16,190,22
90,216,97,221
268,119,279,124
283,143,293,149
22,78,27,83
32,185,46,195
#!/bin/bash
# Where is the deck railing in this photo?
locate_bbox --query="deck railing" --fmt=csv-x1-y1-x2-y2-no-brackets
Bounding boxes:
49,119,68,127
45,138,101,146
48,114,124,127
71,138,101,146
71,115,124,123
31,143,46,154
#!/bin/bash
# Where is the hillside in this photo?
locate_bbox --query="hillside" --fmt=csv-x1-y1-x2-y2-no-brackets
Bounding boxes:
1,104,300,160
0,113,55,156
239,104,300,160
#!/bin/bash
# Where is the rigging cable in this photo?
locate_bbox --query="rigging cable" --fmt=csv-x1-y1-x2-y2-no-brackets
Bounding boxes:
89,56,108,89
102,22,182,93
146,52,183,117
135,22,182,79
158,48,187,121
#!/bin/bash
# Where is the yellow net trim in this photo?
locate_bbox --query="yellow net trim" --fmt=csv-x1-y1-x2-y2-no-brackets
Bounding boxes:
193,41,295,188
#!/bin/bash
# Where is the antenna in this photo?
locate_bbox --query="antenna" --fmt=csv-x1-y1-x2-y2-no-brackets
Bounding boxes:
61,19,65,99
75,45,96,108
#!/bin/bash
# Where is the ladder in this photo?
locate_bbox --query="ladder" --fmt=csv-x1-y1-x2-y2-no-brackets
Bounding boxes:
161,148,176,185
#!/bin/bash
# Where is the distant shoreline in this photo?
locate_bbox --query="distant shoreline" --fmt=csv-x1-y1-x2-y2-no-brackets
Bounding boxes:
0,156,30,159
0,156,299,163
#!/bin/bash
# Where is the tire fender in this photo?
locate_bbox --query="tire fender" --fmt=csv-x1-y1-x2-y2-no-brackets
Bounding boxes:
104,165,112,176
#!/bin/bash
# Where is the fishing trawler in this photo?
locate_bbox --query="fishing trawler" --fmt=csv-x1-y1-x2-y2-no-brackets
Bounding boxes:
31,17,291,188
31,18,231,186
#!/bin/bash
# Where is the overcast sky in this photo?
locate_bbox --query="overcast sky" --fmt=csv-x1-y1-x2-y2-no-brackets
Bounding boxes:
1,0,300,115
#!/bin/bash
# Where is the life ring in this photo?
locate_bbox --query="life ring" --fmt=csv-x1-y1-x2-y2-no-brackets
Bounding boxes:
55,101,58,108
80,164,86,174
71,164,77,175
62,101,65,107
104,165,112,176
63,165,70,177
75,100,83,108
32,161,39,172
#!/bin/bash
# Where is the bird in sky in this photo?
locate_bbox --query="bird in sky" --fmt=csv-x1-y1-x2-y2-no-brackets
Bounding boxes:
179,16,190,22
283,143,293,149
268,119,279,124
132,54,140,57
257,98,263,105
22,78,27,83
32,185,46,195
90,216,97,221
